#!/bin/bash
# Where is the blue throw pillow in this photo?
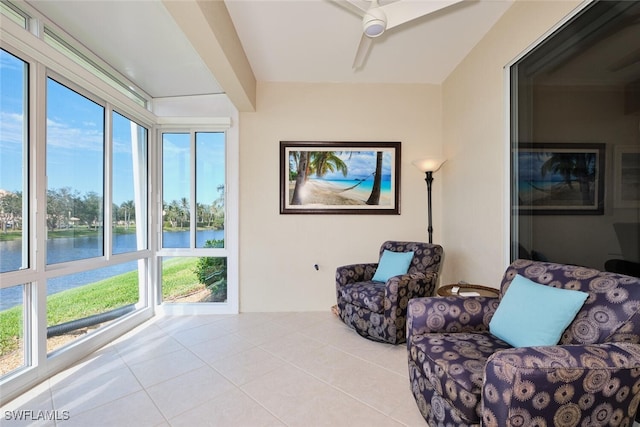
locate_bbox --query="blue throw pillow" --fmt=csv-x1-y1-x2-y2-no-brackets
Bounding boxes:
489,274,588,347
371,250,414,282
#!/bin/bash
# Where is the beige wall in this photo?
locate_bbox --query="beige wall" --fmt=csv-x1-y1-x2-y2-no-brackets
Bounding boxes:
239,82,443,311
440,0,583,286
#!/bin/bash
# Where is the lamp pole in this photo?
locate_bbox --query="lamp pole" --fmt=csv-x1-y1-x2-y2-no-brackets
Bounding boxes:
425,171,434,244
412,157,445,244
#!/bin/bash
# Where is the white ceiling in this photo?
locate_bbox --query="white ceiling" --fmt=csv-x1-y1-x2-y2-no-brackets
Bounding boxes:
26,0,514,100
224,0,513,84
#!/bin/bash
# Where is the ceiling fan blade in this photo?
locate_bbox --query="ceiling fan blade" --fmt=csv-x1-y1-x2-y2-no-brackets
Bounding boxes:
353,34,373,69
382,0,464,30
330,0,368,18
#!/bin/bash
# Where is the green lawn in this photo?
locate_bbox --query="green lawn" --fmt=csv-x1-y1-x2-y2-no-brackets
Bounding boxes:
0,257,202,356
161,257,205,300
0,230,22,242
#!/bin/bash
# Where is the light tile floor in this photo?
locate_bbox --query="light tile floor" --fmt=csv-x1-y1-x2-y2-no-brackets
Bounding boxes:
2,312,427,426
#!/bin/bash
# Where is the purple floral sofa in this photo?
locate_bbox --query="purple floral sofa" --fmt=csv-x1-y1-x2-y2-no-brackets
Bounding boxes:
407,259,640,426
336,241,443,345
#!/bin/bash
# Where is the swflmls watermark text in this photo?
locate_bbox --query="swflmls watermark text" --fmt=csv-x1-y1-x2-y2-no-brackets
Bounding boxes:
4,410,70,421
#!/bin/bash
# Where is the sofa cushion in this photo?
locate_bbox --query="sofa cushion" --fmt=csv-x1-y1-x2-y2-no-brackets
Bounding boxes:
410,331,512,423
489,274,588,347
372,250,414,282
337,281,385,313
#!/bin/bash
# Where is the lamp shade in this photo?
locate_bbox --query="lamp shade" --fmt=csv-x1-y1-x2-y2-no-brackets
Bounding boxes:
412,158,446,173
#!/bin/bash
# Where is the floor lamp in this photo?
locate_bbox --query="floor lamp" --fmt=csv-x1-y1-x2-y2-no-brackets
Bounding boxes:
412,158,446,243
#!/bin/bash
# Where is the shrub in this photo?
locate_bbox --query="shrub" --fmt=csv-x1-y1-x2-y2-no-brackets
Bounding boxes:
194,239,227,302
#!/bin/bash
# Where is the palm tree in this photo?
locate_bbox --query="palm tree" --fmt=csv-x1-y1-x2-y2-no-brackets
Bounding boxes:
180,197,189,228
290,151,309,205
291,151,351,204
310,151,348,179
167,200,180,228
366,151,383,205
540,152,595,205
196,202,205,227
120,200,134,229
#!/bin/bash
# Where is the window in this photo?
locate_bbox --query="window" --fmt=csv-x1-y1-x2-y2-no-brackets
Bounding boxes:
42,76,150,354
112,111,148,255
195,132,225,249
46,77,104,264
0,1,28,29
1,46,151,378
511,0,640,272
160,131,227,304
0,48,28,274
0,48,29,377
162,133,190,248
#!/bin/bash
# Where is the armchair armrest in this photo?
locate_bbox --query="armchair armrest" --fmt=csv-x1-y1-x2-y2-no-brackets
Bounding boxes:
386,271,438,301
335,262,378,287
482,342,640,426
382,271,438,321
407,295,500,336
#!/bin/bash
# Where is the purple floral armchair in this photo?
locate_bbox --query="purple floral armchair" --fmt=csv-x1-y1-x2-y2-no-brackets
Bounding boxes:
407,259,640,426
335,241,443,345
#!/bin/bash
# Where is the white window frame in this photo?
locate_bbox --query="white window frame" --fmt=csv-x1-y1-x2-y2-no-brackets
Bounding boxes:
156,118,239,315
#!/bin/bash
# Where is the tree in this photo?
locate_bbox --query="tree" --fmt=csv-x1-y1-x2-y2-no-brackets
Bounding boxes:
179,197,189,228
540,152,595,205
290,151,309,205
79,192,102,230
310,151,348,179
163,200,180,228
120,200,134,229
291,151,350,205
196,202,206,227
366,151,383,205
211,185,225,229
46,187,78,230
0,191,23,232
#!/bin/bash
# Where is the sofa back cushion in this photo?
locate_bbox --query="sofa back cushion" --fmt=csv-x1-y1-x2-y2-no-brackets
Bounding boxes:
500,260,640,345
378,241,443,276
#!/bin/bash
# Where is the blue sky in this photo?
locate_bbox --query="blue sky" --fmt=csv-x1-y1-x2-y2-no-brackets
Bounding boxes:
0,49,26,195
1,49,225,207
290,149,393,181
162,132,225,205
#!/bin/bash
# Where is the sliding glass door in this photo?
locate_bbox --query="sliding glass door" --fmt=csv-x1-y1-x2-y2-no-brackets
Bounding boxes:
511,0,640,273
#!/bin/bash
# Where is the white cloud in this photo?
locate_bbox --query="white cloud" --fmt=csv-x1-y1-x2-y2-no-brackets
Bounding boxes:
46,117,104,152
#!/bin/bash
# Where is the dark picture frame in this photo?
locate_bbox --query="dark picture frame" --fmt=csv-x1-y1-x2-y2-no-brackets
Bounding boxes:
516,142,605,215
280,141,401,214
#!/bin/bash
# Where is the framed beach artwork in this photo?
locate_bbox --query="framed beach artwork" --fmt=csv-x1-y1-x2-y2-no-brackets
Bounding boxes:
280,141,401,214
516,142,605,215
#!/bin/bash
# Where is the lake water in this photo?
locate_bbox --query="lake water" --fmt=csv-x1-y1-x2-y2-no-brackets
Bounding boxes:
0,230,224,310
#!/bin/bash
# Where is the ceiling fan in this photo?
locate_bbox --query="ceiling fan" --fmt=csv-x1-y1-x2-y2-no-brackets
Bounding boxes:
331,0,465,69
